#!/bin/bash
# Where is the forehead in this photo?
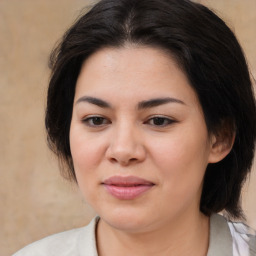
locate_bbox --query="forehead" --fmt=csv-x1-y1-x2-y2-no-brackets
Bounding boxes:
75,46,199,108
79,46,183,81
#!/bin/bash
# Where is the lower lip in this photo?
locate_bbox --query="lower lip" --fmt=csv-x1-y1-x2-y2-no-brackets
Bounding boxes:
103,184,153,200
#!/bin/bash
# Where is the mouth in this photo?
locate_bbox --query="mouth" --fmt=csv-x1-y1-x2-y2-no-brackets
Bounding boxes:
102,176,155,200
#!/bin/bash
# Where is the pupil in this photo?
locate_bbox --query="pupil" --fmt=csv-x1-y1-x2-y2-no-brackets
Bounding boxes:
93,117,103,125
154,118,165,125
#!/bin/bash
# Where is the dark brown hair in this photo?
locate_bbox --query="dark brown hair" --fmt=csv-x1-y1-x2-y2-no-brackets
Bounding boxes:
46,0,256,219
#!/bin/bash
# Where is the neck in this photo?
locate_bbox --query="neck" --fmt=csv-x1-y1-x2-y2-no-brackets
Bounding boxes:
96,211,210,256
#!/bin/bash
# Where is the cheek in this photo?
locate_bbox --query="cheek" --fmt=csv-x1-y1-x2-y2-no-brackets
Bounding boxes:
151,135,209,168
69,126,106,174
69,127,105,203
148,129,210,187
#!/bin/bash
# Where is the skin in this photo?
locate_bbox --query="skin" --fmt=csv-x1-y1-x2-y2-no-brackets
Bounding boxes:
69,46,230,256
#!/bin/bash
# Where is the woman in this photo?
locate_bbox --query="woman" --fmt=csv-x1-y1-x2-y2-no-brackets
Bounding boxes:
14,0,256,255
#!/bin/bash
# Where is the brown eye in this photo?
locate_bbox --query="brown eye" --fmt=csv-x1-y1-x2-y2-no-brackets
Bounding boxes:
82,116,110,127
146,116,175,127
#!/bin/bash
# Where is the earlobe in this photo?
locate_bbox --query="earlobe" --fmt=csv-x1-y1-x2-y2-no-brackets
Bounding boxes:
208,132,235,164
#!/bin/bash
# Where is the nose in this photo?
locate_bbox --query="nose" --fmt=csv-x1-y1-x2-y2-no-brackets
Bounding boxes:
105,122,146,166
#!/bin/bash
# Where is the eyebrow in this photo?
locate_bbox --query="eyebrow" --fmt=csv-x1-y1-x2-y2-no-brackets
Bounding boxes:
138,97,185,109
75,96,185,109
75,96,112,108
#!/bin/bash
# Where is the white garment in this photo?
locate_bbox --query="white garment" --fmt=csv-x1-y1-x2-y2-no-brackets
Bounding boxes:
228,221,256,256
13,214,256,256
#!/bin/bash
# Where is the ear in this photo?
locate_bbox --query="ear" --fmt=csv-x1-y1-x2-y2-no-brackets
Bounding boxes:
208,123,236,164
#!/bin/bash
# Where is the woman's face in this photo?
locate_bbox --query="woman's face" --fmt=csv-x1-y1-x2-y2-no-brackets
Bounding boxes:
70,46,217,232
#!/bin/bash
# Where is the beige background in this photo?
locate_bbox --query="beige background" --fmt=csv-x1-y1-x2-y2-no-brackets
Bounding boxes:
0,0,255,255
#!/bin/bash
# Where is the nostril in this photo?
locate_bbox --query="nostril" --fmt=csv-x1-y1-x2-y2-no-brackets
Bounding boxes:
109,158,118,163
105,141,146,165
108,157,138,166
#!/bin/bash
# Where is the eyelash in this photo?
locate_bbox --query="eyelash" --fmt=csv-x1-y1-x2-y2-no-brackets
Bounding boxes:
82,116,111,127
144,116,176,127
82,115,176,128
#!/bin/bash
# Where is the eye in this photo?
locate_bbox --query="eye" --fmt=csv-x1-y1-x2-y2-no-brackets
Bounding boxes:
82,116,110,127
145,116,175,127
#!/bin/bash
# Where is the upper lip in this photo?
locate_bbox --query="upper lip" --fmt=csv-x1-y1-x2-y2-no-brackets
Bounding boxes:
102,176,155,186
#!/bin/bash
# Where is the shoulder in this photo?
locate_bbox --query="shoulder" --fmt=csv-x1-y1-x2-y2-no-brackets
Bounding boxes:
208,214,256,256
13,227,84,256
12,217,99,256
227,219,256,256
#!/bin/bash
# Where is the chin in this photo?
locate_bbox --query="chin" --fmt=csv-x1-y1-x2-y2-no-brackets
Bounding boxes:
99,207,156,233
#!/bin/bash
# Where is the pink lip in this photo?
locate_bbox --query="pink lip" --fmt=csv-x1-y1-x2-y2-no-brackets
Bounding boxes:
102,176,155,200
